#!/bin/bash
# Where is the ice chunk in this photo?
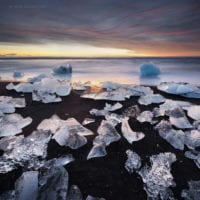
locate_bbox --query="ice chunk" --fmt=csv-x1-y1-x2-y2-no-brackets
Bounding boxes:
104,102,122,111
187,105,200,120
181,180,200,200
87,143,107,160
139,152,176,199
184,130,200,149
121,118,145,143
13,71,24,78
67,185,82,200
138,94,165,105
140,62,160,77
38,166,68,200
155,120,185,150
185,150,200,169
52,65,72,75
15,171,38,200
82,118,95,125
86,195,106,200
125,150,141,173
136,111,154,124
93,120,121,146
105,113,123,126
27,74,48,83
89,108,109,117
158,82,200,98
168,107,193,129
123,105,140,118
52,125,87,149
0,113,32,137
0,102,15,113
6,82,34,93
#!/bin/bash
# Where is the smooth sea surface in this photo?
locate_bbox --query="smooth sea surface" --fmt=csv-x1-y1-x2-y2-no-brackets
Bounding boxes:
0,57,200,86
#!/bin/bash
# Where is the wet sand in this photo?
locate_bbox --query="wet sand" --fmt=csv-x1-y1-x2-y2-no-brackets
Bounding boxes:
0,81,200,200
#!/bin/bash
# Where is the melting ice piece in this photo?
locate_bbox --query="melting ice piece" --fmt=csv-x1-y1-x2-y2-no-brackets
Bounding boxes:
93,120,121,146
89,108,109,116
86,195,106,200
184,130,200,149
136,111,154,124
32,90,62,103
0,113,32,137
104,102,122,111
67,185,82,200
38,166,68,200
158,82,200,98
87,143,107,160
15,171,38,200
6,82,34,93
140,62,161,77
123,105,140,118
13,71,24,78
168,107,193,129
181,180,200,200
0,130,51,173
121,118,145,144
53,125,87,149
52,65,72,75
82,118,95,125
0,96,26,108
138,94,165,105
155,120,185,150
139,152,176,200
185,150,200,169
125,150,141,173
187,105,200,121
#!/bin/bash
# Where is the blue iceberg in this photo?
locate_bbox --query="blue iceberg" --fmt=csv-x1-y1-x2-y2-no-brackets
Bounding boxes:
52,65,72,75
140,62,161,77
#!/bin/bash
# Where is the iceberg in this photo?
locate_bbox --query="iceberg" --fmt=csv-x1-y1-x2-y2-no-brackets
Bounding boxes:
121,118,145,143
15,171,38,200
138,94,165,105
38,166,68,200
125,150,141,173
140,62,161,77
167,107,193,129
104,102,122,111
139,152,176,200
52,65,72,75
87,143,107,160
13,71,24,78
93,120,121,146
157,82,200,98
187,105,200,121
155,120,185,150
67,185,82,200
0,113,32,137
181,180,200,200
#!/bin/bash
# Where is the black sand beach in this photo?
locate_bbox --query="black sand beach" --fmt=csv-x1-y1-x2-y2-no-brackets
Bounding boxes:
0,81,200,200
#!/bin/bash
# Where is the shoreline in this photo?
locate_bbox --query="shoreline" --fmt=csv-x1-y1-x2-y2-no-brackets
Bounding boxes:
0,81,200,199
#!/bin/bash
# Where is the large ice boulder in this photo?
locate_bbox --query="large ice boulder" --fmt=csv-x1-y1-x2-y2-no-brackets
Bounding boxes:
52,65,72,75
140,62,161,77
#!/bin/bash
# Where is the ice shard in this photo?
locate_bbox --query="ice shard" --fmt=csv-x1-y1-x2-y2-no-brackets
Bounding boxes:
104,102,123,111
38,166,69,200
89,108,109,117
139,152,176,200
87,143,107,160
181,180,200,200
155,120,185,150
125,150,141,173
93,120,121,146
15,171,38,200
121,118,145,144
82,118,95,125
0,113,32,137
138,94,165,105
168,107,193,129
187,105,200,121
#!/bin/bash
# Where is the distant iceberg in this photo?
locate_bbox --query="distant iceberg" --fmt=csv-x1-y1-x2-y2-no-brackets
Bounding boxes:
52,65,72,75
140,62,161,77
13,71,24,78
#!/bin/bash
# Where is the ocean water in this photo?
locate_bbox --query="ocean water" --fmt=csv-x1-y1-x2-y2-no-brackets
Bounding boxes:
0,57,200,86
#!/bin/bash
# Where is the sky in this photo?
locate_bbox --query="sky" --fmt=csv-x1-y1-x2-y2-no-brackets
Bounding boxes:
0,0,200,57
